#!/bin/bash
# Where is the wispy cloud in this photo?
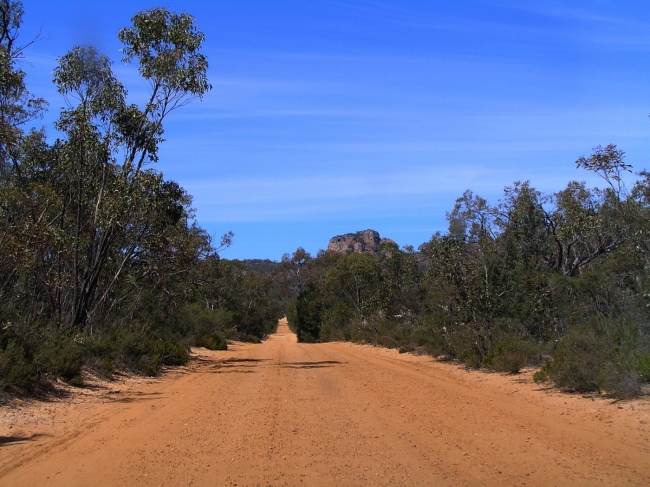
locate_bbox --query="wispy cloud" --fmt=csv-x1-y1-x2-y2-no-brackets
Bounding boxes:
184,163,600,224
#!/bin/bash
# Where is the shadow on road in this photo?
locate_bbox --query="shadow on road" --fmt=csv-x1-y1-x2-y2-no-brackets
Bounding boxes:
202,357,271,374
0,433,50,447
220,358,270,364
280,361,342,369
108,391,165,403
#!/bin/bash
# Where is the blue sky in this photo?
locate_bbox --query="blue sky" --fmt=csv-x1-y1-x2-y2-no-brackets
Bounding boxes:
18,1,650,260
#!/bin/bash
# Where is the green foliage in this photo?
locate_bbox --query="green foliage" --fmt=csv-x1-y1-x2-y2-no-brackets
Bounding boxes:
294,282,322,343
0,340,34,389
489,338,537,374
35,332,84,382
118,8,211,97
0,325,83,389
195,333,227,351
532,369,549,383
101,328,189,376
635,355,650,383
0,0,47,177
101,356,115,377
603,369,641,399
0,2,224,390
325,252,385,318
546,327,608,392
183,258,283,341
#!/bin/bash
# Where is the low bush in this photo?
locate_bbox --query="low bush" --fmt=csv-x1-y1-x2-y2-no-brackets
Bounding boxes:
532,368,549,383
35,332,84,382
604,370,642,399
546,327,607,392
0,340,35,390
0,325,84,390
155,339,189,366
195,333,227,351
102,356,115,377
635,355,650,383
96,328,189,377
242,334,261,344
461,349,482,369
490,339,537,374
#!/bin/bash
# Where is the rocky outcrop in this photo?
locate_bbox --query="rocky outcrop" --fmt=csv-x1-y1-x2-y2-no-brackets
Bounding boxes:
327,229,395,255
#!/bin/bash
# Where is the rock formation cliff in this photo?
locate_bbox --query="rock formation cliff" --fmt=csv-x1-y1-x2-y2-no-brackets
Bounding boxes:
327,229,395,255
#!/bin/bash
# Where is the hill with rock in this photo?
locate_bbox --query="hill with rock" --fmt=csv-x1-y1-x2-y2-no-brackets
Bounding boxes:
327,229,395,255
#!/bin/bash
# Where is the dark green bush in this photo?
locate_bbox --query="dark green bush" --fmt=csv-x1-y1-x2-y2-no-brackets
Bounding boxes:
604,370,642,399
99,328,189,376
138,355,159,377
532,368,549,383
180,305,235,336
35,332,84,382
195,333,227,350
546,327,607,392
155,339,189,366
490,339,537,374
0,341,35,389
242,334,261,344
0,326,84,389
461,349,482,369
635,355,650,383
102,356,115,376
295,283,322,343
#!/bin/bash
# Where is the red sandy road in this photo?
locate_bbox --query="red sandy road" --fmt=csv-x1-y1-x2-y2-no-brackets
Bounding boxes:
1,318,649,486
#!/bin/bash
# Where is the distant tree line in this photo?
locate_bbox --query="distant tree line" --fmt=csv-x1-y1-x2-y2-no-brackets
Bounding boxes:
284,148,650,398
0,1,282,391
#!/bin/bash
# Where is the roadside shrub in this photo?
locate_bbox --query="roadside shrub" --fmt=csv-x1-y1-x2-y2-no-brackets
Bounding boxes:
0,341,35,390
318,302,354,342
181,305,235,337
546,327,607,392
490,339,537,374
295,283,322,343
242,334,261,344
635,355,650,383
440,323,479,365
35,332,84,382
109,328,188,376
102,356,115,376
155,339,189,366
604,370,642,399
412,322,444,354
461,349,482,369
138,355,159,377
195,333,227,351
0,324,84,389
533,368,549,383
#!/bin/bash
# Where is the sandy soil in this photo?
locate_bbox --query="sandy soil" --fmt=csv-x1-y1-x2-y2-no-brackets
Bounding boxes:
1,318,649,486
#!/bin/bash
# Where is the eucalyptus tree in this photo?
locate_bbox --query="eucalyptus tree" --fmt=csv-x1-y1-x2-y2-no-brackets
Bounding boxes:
325,252,385,319
46,8,211,331
0,6,213,344
0,0,46,177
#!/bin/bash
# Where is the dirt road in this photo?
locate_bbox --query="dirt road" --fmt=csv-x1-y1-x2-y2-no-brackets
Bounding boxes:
1,319,649,486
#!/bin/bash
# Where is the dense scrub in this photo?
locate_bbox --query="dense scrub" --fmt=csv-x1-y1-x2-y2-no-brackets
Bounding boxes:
0,2,282,391
284,158,650,398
